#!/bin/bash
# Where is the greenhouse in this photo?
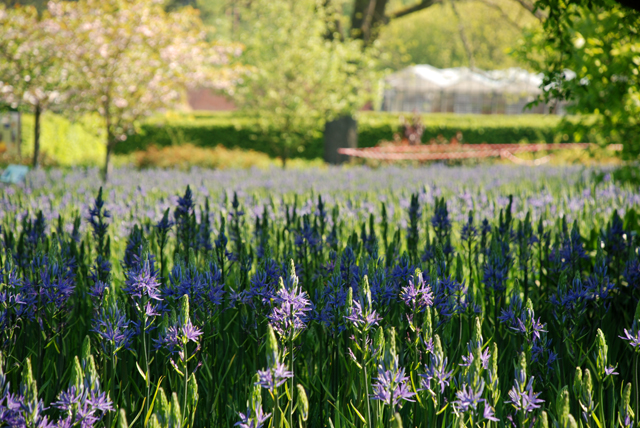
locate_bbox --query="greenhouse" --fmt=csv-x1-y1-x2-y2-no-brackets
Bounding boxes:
381,64,565,115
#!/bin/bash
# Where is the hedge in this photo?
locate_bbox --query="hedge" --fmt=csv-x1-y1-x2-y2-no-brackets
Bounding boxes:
115,111,569,160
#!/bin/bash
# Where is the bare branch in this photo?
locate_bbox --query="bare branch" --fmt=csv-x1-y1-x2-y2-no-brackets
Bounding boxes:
385,0,441,22
449,0,475,69
476,0,525,29
512,0,546,20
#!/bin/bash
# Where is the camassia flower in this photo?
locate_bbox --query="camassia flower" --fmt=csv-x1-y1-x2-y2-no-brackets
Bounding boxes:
268,280,312,339
235,405,271,428
255,362,293,393
505,377,544,414
400,272,434,311
155,318,203,354
370,357,416,409
419,353,453,396
620,327,640,351
344,301,382,331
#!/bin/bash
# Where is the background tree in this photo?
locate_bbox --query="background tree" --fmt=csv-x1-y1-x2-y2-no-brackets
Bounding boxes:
49,0,240,180
0,5,69,168
232,0,378,167
517,0,640,157
377,0,539,71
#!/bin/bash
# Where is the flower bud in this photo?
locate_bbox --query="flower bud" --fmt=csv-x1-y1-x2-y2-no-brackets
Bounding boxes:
289,259,298,287
147,415,161,428
297,384,309,421
385,328,397,364
180,294,190,322
21,358,37,409
266,324,279,369
471,317,482,346
345,287,353,311
81,335,92,362
423,307,433,339
517,352,527,384
556,387,570,425
573,367,582,399
70,356,84,390
583,368,593,397
374,327,385,356
595,329,608,378
538,411,548,428
433,334,443,360
117,409,128,428
362,275,371,310
187,373,199,417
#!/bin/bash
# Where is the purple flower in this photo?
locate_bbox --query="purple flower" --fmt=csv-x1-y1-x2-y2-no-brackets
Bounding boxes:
459,342,491,370
123,258,162,302
268,283,312,339
454,379,486,414
620,328,640,350
91,305,135,356
505,377,544,414
400,273,434,311
154,318,202,354
370,357,416,409
604,366,619,377
483,403,499,422
235,405,271,428
255,362,293,392
344,301,382,331
419,354,453,396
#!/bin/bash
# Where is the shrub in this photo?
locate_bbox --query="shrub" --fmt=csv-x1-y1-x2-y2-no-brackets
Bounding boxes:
116,111,569,159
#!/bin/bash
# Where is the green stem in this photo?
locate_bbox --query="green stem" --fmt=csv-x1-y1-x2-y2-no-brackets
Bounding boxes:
362,329,371,427
633,353,640,424
143,314,150,424
184,343,189,425
289,328,294,428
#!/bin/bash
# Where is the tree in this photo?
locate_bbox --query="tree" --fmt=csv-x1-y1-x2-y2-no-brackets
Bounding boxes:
49,0,239,180
517,0,640,157
377,0,540,71
232,0,378,167
0,5,69,168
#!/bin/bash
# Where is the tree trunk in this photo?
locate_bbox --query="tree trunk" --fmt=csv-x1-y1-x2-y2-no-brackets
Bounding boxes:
104,131,114,182
324,116,358,164
17,111,22,158
32,102,41,168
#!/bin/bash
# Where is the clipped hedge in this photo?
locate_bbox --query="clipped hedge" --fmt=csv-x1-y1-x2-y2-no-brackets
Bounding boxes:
116,111,568,159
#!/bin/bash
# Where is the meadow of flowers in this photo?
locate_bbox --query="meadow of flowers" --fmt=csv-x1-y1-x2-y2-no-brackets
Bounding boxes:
1,165,639,428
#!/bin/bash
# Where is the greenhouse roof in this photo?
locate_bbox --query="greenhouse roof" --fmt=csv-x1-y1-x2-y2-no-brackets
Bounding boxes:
385,64,545,94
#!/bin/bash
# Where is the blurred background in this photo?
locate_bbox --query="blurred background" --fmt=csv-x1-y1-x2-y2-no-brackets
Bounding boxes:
0,0,638,175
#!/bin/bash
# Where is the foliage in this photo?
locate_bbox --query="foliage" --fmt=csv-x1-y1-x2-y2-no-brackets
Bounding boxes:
117,111,567,159
12,112,106,166
516,0,640,158
1,166,640,427
42,0,240,179
230,0,379,167
378,0,540,71
0,5,68,112
131,144,324,170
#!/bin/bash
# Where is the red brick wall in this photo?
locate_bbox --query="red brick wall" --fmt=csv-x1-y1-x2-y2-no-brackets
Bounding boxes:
187,89,237,111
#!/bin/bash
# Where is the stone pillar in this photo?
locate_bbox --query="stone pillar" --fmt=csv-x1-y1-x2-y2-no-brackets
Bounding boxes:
324,115,357,164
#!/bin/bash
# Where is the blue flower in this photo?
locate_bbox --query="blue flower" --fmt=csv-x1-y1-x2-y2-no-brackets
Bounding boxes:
255,362,293,393
370,357,416,409
505,377,544,414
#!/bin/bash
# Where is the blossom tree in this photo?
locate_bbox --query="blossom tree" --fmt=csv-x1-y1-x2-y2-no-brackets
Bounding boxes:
49,0,240,180
0,5,69,168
